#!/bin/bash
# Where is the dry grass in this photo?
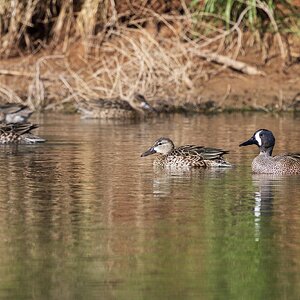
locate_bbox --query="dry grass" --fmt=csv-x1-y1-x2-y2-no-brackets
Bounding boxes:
40,12,246,110
0,1,298,111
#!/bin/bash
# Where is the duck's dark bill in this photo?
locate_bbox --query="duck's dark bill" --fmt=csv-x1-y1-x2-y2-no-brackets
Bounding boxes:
239,137,255,147
141,147,156,157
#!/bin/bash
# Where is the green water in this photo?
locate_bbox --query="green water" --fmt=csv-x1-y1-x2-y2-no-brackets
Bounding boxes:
0,113,300,299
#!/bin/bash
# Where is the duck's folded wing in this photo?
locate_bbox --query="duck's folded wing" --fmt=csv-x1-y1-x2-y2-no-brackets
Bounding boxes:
0,123,38,135
176,145,229,160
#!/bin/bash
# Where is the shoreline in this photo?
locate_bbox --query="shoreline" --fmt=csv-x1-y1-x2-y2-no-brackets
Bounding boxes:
0,38,299,115
0,1,299,115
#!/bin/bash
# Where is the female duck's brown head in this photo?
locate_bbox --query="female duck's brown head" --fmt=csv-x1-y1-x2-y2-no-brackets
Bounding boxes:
141,137,175,157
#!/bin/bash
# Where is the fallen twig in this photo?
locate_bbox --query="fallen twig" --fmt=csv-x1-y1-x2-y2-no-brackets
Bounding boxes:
198,51,265,75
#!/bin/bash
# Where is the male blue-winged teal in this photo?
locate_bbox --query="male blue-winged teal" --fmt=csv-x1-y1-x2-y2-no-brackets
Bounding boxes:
239,129,300,175
77,93,156,119
0,103,33,123
0,123,45,144
141,137,231,168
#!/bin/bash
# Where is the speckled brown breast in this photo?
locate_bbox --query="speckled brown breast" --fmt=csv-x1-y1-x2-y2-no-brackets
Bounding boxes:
153,146,231,169
252,153,300,175
0,132,21,144
0,123,45,144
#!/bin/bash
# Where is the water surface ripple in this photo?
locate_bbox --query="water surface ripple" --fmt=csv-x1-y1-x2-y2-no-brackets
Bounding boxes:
0,113,300,299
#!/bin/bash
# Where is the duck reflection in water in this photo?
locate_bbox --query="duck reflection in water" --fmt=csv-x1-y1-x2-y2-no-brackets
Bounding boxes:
252,174,278,242
151,167,231,199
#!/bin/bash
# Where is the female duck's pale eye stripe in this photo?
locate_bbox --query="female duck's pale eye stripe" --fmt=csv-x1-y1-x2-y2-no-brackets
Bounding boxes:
255,131,262,146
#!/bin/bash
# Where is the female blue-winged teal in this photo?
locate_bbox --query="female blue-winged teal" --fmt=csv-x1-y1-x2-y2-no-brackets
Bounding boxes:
141,137,231,168
239,129,300,175
0,103,33,123
77,93,156,119
0,123,45,144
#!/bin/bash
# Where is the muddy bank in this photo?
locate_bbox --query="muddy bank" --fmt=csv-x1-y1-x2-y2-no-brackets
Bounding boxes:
148,52,300,114
1,50,300,115
0,1,299,114
0,36,299,115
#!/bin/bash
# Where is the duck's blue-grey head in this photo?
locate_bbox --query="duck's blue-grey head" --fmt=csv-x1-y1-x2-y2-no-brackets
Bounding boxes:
141,137,175,157
239,129,275,155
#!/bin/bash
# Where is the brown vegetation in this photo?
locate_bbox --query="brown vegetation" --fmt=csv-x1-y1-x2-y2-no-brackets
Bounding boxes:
0,1,299,113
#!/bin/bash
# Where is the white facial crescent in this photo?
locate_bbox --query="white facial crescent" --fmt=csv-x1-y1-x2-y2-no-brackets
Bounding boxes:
254,131,262,146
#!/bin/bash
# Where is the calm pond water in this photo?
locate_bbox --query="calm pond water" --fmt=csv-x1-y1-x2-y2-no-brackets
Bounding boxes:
0,113,300,299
